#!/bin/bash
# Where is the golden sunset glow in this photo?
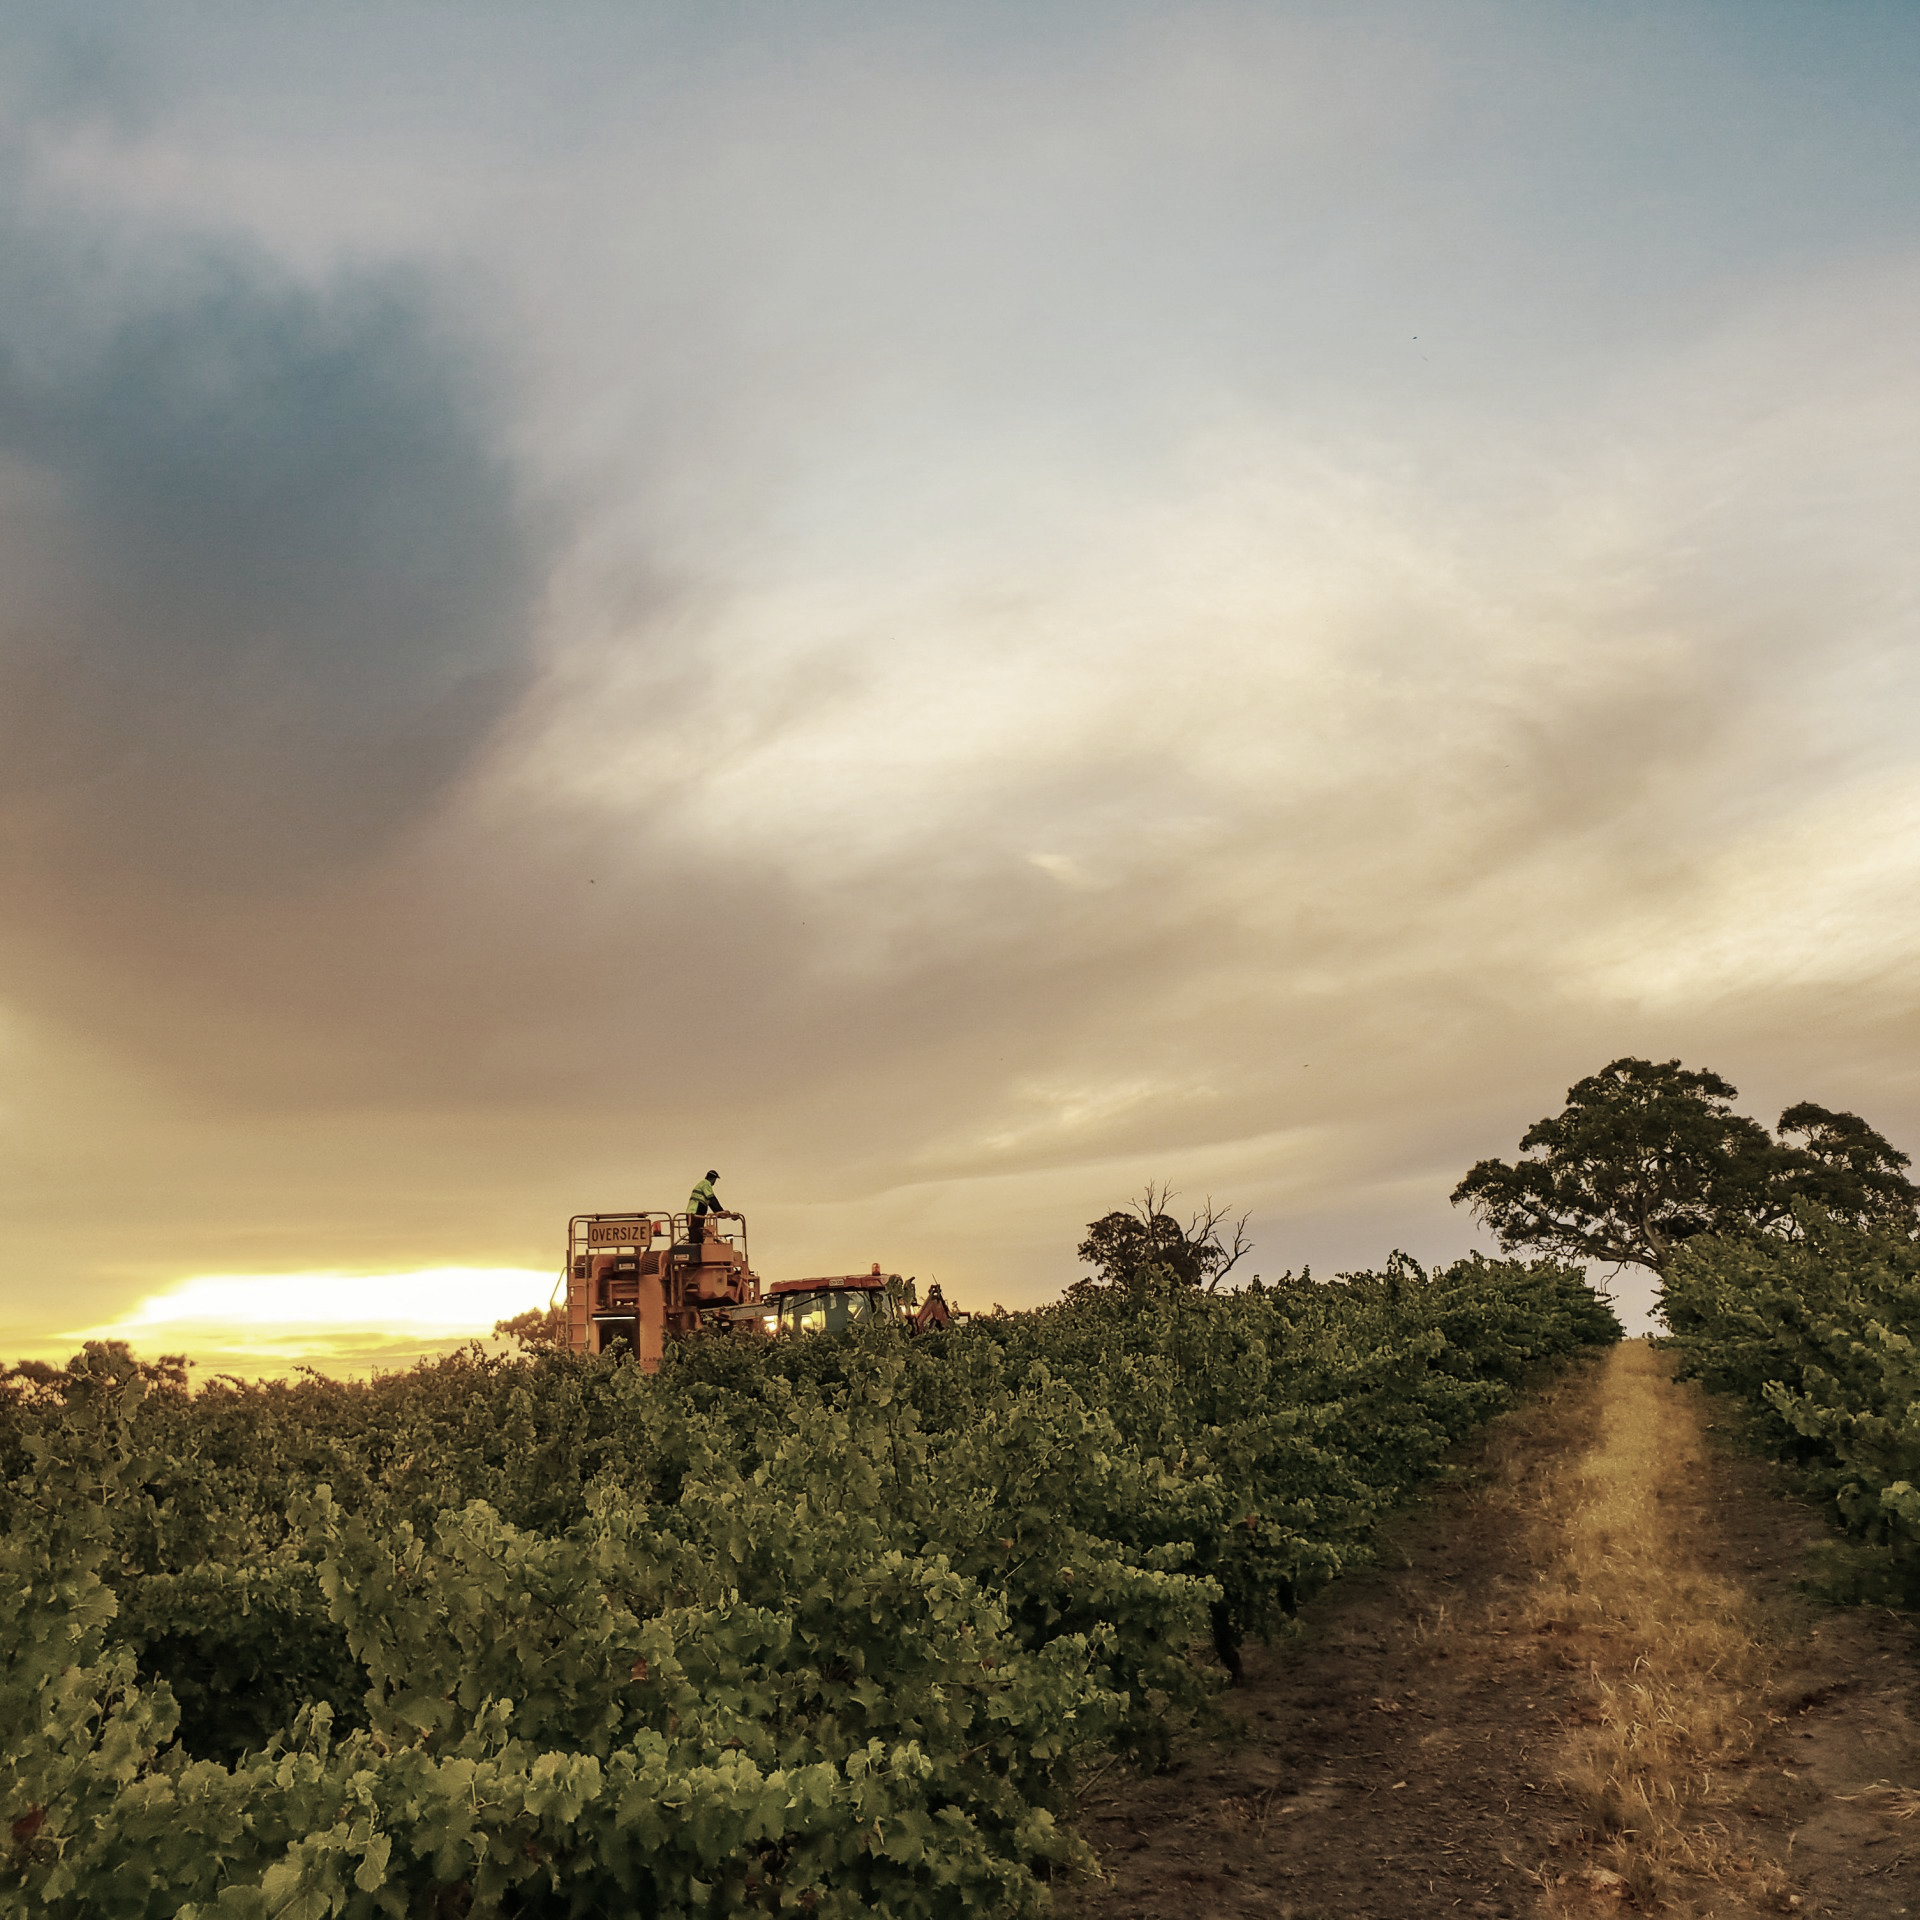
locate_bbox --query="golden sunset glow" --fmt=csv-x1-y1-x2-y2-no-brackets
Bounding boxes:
37,1269,559,1375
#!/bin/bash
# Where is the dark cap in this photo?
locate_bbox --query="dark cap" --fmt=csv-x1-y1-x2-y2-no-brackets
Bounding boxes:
706,1169,719,1180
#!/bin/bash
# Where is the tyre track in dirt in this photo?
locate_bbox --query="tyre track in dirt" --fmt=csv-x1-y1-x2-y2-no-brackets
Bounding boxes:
1059,1347,1920,1919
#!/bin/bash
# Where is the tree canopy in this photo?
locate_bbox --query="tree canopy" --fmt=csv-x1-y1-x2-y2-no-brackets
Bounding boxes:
494,1304,567,1347
1451,1056,1917,1275
1072,1185,1250,1295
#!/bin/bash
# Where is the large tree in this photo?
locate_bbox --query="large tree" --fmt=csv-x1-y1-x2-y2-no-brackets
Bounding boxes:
1451,1057,1917,1276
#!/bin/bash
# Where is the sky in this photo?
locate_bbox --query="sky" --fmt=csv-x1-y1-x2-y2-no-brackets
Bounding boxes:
2,1,1918,1367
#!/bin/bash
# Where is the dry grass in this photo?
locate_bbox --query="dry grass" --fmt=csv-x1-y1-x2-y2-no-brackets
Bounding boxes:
1524,1342,1792,1915
1849,1781,1920,1821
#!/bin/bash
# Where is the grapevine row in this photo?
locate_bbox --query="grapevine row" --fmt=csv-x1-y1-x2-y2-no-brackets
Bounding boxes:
2,1254,1618,1917
1661,1209,1920,1597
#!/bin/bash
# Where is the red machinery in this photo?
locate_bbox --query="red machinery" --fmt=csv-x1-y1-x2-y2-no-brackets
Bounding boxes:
561,1209,756,1367
561,1210,960,1370
763,1270,960,1339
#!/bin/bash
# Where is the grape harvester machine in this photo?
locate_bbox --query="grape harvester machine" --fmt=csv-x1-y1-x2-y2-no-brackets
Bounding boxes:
560,1209,960,1370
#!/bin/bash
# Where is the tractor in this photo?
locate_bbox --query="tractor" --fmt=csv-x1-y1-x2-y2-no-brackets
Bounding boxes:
560,1207,960,1370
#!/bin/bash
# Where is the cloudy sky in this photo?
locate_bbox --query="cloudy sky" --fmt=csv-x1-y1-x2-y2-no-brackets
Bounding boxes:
2,1,1917,1364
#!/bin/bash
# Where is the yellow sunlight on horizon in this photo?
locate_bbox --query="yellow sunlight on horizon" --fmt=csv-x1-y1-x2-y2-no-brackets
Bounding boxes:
39,1266,559,1378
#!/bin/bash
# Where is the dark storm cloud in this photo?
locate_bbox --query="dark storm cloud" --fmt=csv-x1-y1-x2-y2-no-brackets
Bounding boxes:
0,225,537,888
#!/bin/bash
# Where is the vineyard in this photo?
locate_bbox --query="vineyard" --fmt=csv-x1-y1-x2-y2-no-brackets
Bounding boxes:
1661,1208,1920,1602
1,1255,1618,1917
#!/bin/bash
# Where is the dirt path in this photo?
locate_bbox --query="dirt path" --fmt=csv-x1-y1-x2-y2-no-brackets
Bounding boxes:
1059,1345,1920,1919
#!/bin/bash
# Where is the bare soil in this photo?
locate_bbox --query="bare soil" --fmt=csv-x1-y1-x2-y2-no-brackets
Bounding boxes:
1709,1442,1920,1918
1058,1357,1920,1919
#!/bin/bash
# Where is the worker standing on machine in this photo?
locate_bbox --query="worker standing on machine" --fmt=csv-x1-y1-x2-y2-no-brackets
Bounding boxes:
687,1169,722,1245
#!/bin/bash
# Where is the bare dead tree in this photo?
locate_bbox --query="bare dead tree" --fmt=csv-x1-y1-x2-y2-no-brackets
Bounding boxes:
1075,1183,1254,1293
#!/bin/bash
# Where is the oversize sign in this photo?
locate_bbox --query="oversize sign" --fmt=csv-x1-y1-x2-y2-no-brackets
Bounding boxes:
586,1220,654,1246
